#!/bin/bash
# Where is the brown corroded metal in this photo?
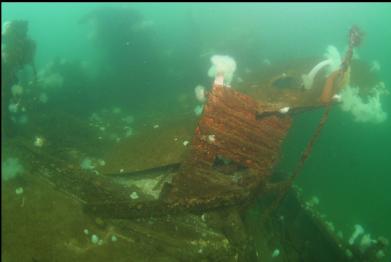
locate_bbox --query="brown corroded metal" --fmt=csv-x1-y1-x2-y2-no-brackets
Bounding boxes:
193,84,291,171
85,83,293,217
164,83,292,205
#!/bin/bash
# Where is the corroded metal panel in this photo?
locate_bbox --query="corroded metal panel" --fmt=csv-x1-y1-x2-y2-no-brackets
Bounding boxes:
165,84,292,204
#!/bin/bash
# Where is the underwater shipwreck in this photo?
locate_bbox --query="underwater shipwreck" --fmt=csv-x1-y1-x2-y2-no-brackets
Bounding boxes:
2,17,389,262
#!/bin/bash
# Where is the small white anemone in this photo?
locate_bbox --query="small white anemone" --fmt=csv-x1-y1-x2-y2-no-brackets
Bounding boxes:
306,196,320,208
81,158,95,170
34,136,45,147
349,224,364,245
130,191,139,200
194,105,204,116
359,234,376,252
8,103,19,113
194,85,206,103
91,234,99,244
332,94,342,102
279,107,290,114
207,134,216,143
15,187,24,195
271,249,280,258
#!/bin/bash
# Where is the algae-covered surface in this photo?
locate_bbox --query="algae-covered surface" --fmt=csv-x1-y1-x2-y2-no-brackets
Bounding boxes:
1,172,236,262
100,114,197,175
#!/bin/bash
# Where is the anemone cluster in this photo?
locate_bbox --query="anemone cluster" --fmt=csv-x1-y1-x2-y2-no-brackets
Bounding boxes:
340,83,388,124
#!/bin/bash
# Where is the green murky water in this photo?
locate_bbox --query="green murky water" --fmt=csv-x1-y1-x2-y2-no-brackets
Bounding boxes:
2,3,390,261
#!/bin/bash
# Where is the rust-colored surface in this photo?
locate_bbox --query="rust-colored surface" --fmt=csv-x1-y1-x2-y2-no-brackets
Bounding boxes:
192,84,291,171
320,70,341,104
164,84,292,205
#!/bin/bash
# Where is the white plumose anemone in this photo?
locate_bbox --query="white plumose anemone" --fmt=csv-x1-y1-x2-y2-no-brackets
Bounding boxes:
359,234,376,252
324,45,342,75
208,55,237,86
302,45,341,90
340,84,387,124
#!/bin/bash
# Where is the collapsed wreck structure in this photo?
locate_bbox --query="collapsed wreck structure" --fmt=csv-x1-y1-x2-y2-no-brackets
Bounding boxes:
3,23,389,261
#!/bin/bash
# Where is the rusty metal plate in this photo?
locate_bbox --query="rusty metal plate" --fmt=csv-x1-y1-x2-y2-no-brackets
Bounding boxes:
165,84,292,204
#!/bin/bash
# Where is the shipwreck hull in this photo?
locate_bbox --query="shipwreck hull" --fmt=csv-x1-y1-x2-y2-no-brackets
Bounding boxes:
9,56,380,219
80,83,293,218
